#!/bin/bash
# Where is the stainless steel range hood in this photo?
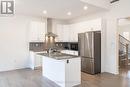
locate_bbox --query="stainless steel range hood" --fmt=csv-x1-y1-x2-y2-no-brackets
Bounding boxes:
45,18,58,37
45,18,57,50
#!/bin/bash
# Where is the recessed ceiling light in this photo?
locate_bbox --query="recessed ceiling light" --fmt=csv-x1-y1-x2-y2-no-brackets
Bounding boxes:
43,10,47,14
84,6,88,10
67,12,72,16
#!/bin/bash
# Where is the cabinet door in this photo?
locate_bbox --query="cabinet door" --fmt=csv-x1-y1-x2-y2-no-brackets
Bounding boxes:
54,24,71,42
69,24,78,42
29,21,45,42
65,58,81,87
37,22,46,42
35,55,42,67
29,52,42,70
55,24,63,42
69,51,75,55
29,21,38,42
61,50,67,54
63,25,70,42
74,51,79,56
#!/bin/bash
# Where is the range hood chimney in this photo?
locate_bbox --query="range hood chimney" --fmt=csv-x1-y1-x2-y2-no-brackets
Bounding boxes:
45,18,57,50
45,18,58,37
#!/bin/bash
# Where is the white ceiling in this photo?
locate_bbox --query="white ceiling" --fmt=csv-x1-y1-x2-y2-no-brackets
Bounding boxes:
15,0,107,20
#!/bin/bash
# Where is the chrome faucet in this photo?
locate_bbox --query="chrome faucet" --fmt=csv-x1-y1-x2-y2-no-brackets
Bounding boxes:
47,48,53,53
47,48,57,53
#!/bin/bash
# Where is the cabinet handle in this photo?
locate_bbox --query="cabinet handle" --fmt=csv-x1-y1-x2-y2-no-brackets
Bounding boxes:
67,60,69,64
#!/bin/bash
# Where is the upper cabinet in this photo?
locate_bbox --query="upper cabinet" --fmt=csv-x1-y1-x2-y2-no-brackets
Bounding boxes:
69,18,102,42
53,24,71,42
53,18,102,42
29,21,46,42
70,18,102,32
69,24,80,42
62,25,71,42
53,24,63,42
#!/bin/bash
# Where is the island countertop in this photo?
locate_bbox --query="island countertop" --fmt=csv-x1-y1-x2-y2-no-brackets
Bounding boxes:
37,52,79,60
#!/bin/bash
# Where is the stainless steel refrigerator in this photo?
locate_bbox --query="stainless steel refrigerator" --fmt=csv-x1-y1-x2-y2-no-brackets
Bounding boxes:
78,31,101,74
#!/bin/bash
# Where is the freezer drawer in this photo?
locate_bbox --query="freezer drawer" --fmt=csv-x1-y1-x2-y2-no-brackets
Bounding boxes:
81,57,95,74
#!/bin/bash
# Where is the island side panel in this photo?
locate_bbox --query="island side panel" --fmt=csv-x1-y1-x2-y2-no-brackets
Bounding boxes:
42,56,65,87
29,51,35,70
65,57,81,87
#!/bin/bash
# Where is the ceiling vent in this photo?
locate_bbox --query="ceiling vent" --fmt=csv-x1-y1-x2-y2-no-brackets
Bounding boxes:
110,0,119,3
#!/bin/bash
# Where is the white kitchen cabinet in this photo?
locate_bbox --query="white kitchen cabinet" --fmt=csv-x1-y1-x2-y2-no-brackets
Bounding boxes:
53,23,80,42
69,18,102,42
53,18,102,42
53,24,71,42
69,24,83,42
29,21,46,42
61,50,79,56
61,50,67,54
29,51,46,70
54,24,63,42
74,51,79,56
62,25,70,42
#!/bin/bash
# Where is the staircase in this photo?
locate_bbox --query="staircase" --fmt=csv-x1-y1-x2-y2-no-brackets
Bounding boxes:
119,34,130,66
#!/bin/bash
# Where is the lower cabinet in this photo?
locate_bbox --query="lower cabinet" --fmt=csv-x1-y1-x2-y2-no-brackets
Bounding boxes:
29,50,78,70
61,50,79,56
29,51,46,70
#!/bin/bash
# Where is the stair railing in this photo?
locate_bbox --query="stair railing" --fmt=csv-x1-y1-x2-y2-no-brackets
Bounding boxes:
119,34,130,66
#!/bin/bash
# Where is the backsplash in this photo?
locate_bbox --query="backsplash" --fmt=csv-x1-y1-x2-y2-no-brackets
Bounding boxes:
55,42,78,51
29,42,46,52
29,42,78,52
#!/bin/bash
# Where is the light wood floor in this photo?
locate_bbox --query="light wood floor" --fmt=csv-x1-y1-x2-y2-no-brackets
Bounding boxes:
0,67,130,87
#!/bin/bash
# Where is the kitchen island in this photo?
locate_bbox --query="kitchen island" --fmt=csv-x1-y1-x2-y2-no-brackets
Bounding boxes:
38,52,81,87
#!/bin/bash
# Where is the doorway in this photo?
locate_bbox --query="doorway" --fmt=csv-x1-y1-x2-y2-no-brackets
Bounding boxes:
117,17,130,73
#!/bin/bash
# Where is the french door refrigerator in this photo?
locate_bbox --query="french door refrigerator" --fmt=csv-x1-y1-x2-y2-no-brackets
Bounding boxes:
78,31,101,74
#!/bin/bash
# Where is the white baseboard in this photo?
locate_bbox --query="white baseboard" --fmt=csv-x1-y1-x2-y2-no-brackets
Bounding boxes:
0,66,30,72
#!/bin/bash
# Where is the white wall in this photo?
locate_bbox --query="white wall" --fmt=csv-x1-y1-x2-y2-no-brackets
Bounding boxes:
0,15,44,72
104,0,130,74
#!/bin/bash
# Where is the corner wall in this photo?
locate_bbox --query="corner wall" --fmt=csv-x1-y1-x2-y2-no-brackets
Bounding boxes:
0,15,44,72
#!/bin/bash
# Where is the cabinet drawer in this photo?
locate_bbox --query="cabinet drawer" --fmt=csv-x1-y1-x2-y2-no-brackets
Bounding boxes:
61,50,78,56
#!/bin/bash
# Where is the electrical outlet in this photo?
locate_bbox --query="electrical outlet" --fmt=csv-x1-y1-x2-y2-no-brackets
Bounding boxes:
35,44,39,47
